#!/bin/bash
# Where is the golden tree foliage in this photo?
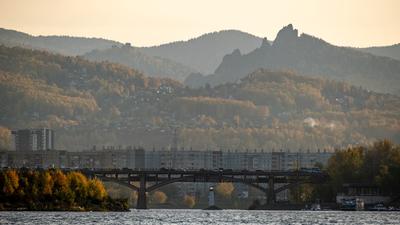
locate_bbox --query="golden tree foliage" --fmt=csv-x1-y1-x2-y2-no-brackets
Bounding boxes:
0,169,119,210
41,171,54,196
2,170,19,195
88,178,107,201
151,191,168,204
215,182,234,198
67,171,89,202
183,195,196,208
52,170,69,199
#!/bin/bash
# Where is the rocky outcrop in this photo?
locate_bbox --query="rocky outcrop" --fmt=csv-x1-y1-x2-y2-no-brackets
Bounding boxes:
184,24,400,94
273,24,299,47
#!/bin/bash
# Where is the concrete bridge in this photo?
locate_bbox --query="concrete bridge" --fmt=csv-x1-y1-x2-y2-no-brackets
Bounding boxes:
78,168,328,209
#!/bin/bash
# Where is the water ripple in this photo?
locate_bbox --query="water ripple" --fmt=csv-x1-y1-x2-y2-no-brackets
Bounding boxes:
0,210,399,225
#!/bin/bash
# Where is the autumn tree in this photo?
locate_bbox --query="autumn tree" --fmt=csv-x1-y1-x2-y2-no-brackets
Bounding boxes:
151,191,168,204
40,171,54,196
67,171,89,205
88,178,107,201
0,169,127,210
311,140,400,202
51,170,71,204
2,170,19,195
183,195,196,208
215,183,234,198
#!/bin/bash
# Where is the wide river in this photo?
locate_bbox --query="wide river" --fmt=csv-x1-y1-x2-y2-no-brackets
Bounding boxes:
1,209,399,225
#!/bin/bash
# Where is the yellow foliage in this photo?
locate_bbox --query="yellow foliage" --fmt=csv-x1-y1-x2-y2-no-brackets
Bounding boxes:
151,191,168,204
3,170,19,195
41,171,54,195
88,178,107,200
53,170,68,193
183,195,196,208
67,171,89,199
215,182,234,197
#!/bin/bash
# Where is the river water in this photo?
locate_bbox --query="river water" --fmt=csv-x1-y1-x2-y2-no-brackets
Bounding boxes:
1,210,399,225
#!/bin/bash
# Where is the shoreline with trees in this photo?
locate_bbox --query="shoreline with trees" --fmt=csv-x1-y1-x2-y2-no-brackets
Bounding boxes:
0,169,128,211
250,140,400,210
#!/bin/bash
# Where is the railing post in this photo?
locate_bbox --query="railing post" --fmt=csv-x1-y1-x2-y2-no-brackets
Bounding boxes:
137,173,147,209
267,175,275,204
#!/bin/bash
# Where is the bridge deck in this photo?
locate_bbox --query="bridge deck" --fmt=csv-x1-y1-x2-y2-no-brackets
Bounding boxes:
77,168,327,177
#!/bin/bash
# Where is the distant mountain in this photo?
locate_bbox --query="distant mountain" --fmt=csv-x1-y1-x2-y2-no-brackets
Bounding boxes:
140,30,264,74
359,44,400,61
0,27,122,55
83,44,196,81
185,25,400,95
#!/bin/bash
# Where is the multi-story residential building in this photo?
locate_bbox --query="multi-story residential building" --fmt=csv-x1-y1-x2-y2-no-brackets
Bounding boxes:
0,150,68,168
67,146,146,169
0,146,332,170
11,128,54,151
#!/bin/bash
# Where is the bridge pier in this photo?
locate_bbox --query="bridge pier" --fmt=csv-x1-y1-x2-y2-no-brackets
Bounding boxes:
137,174,147,209
267,176,276,204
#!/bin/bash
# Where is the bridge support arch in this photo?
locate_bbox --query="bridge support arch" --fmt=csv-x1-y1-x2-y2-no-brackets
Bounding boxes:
86,169,328,209
267,176,276,204
137,174,147,209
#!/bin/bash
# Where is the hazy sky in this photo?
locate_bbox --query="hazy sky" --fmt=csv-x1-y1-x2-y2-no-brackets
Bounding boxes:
1,0,399,47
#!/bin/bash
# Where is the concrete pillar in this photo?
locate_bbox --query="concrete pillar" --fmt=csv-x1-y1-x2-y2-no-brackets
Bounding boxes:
208,186,215,206
136,174,147,209
267,176,275,204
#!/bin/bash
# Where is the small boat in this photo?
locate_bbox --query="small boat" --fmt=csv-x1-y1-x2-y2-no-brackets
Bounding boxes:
340,198,364,211
369,203,387,211
203,205,222,210
310,203,321,211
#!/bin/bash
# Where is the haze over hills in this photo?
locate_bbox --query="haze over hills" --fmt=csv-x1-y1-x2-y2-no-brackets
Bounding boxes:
140,30,264,74
0,45,399,151
2,26,400,93
0,28,122,56
0,28,264,75
359,43,400,61
83,44,197,81
185,24,400,95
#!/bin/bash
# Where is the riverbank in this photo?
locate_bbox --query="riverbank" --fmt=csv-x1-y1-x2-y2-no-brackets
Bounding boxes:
0,169,129,212
248,200,339,210
0,197,129,212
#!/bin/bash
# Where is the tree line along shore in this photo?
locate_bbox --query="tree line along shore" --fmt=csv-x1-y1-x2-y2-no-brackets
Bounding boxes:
0,140,399,210
0,168,128,211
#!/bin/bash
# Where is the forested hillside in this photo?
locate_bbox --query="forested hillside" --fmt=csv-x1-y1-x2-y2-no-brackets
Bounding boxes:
359,43,400,61
0,46,399,151
179,69,400,150
84,44,196,81
0,46,183,149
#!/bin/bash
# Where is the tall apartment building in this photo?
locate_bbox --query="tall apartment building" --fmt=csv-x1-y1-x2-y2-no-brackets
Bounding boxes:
11,128,55,151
